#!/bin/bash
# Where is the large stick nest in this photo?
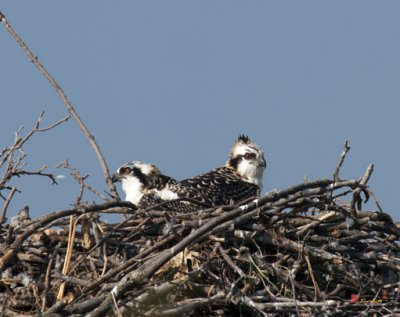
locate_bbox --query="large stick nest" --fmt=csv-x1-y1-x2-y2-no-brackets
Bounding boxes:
1,10,399,316
0,167,399,316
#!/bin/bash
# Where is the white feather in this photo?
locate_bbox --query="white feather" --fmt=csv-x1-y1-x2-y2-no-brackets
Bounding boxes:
154,187,179,201
121,176,144,204
231,143,248,157
134,161,155,175
237,159,264,189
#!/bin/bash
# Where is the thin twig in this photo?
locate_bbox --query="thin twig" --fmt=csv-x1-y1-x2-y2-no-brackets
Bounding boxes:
0,186,17,224
333,140,351,182
350,164,374,213
218,244,246,278
369,190,384,213
59,160,109,202
0,112,69,213
41,244,60,311
36,114,71,132
13,169,58,185
0,11,118,199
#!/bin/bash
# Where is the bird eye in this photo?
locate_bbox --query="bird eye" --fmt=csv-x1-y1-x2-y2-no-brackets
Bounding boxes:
120,167,132,175
244,152,256,160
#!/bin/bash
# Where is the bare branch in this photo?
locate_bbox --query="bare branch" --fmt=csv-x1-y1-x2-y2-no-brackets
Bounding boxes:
369,190,384,213
36,114,71,132
218,244,246,278
350,163,374,213
0,11,119,199
0,186,17,224
59,160,109,203
333,140,351,182
13,168,58,185
1,112,67,187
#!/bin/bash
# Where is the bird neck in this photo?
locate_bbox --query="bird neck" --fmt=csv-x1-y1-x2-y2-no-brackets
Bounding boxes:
122,177,144,205
235,161,264,189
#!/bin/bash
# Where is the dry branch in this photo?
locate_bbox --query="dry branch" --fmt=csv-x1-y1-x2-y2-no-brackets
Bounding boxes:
0,112,70,226
0,10,118,199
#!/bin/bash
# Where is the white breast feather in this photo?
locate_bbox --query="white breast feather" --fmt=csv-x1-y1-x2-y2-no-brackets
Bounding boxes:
154,188,179,201
121,177,144,204
237,161,264,189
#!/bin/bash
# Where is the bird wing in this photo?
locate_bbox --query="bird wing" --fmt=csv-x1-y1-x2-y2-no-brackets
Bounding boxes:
137,192,208,212
180,167,260,206
138,174,212,212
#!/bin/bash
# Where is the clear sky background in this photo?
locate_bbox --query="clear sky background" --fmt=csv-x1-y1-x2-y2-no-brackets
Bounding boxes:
1,2,399,221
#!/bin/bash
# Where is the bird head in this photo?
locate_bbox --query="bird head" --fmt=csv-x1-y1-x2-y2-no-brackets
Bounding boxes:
226,135,266,188
111,161,161,204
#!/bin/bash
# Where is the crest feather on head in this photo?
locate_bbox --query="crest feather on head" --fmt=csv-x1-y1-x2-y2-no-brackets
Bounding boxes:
236,134,252,144
229,134,263,159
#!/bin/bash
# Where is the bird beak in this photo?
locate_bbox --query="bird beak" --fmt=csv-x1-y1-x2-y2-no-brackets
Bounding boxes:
260,156,267,168
111,173,119,183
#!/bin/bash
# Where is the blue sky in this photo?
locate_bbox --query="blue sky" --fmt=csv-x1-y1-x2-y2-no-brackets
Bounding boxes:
1,2,399,221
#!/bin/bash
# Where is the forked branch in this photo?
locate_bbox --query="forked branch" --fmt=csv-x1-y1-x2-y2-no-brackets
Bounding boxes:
0,11,118,199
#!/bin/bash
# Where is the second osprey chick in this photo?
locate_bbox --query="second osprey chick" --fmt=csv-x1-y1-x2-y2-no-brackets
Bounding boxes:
180,135,266,206
111,161,209,211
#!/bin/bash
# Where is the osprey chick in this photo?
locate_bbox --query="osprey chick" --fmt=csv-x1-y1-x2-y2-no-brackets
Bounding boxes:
180,135,266,206
111,161,208,211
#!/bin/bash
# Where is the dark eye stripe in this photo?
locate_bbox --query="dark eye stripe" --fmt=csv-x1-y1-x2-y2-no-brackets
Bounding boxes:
229,156,241,169
244,152,256,160
132,167,148,187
